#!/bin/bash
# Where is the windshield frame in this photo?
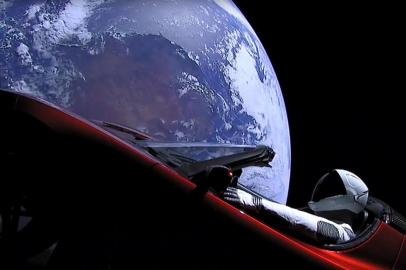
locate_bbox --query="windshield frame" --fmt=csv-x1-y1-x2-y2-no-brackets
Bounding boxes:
93,119,276,198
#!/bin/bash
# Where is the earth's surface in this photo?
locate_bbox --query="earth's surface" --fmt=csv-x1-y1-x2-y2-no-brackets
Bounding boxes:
0,0,291,203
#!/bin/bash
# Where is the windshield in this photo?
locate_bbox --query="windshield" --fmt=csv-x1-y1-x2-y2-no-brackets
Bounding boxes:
139,142,256,162
136,142,275,195
94,120,282,202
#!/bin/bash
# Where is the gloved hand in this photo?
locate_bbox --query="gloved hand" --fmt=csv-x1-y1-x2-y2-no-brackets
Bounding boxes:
223,187,263,213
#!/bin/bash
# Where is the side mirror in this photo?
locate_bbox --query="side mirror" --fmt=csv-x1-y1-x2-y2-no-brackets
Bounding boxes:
192,165,234,195
206,165,235,193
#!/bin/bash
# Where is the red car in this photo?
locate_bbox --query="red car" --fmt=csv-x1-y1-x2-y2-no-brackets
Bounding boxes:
0,88,405,269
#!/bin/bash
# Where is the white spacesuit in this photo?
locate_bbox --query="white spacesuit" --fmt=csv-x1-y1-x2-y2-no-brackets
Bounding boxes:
223,169,369,244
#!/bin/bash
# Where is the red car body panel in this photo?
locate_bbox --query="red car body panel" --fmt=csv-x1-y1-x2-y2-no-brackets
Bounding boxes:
1,89,405,269
394,236,406,269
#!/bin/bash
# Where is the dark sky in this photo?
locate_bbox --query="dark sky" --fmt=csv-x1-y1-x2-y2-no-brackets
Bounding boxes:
233,1,405,214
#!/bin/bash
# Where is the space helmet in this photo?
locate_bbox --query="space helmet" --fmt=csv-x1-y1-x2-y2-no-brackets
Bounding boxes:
308,169,369,217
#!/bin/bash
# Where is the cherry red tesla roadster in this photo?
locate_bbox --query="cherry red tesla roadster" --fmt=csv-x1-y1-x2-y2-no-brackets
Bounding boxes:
0,88,405,269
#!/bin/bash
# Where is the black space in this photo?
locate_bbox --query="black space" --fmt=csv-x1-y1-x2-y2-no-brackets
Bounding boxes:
233,1,405,214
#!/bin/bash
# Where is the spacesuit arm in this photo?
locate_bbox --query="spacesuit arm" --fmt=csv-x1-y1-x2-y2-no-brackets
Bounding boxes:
223,187,355,244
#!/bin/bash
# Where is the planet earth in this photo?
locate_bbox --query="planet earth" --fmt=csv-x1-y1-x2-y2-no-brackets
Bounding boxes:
0,0,291,203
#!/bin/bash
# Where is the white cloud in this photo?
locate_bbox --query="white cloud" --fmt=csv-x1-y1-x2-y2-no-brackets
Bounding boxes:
222,31,291,203
16,43,32,66
26,3,43,21
213,0,255,33
32,0,104,53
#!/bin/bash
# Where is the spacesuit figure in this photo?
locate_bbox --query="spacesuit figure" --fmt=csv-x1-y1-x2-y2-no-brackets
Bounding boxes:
223,169,369,244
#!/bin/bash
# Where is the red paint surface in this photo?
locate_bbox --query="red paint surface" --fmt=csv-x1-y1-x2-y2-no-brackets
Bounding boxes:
394,236,406,270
